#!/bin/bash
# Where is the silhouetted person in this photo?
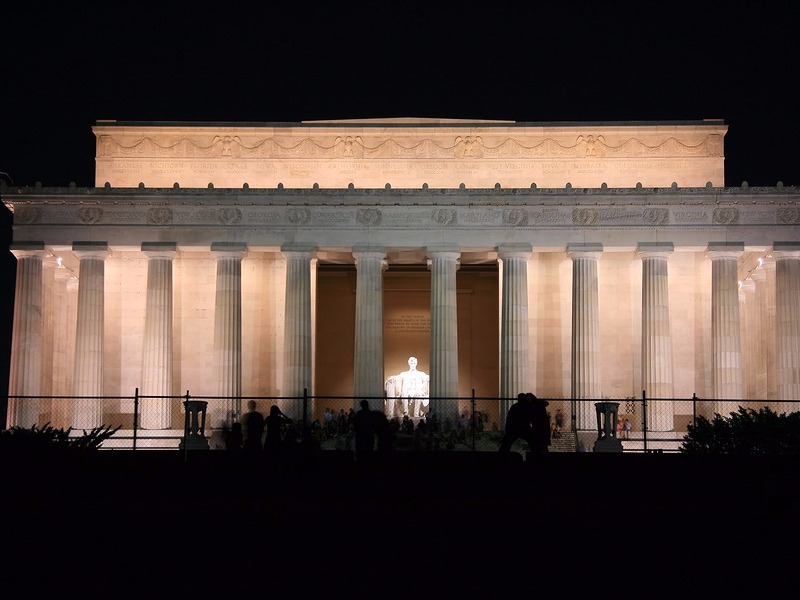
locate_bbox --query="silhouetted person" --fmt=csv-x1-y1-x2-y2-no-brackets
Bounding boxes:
499,393,536,454
373,410,394,453
354,400,375,457
224,422,243,453
527,393,551,455
264,405,291,456
241,400,265,453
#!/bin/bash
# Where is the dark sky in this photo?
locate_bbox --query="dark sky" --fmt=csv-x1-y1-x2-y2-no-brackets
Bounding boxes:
1,2,798,399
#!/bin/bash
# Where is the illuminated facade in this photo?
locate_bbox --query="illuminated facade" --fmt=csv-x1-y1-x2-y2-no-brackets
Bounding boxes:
4,118,799,441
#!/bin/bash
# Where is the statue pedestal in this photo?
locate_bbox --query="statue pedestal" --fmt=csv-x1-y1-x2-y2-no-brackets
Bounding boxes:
592,401,623,453
179,400,210,451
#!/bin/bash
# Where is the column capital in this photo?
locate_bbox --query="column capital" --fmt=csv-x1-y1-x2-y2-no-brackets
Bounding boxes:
352,244,387,255
761,256,776,272
211,242,247,260
72,242,110,260
426,245,461,256
706,242,744,261
352,247,387,262
637,242,674,260
10,241,46,260
142,242,178,260
771,242,800,260
281,243,316,260
567,243,602,261
497,244,532,260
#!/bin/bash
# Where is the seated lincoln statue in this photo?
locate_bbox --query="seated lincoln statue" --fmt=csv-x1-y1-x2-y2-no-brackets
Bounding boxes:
385,356,430,418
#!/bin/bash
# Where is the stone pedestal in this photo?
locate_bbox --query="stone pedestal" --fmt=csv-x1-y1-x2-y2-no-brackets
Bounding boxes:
568,244,602,429
72,242,110,430
179,400,210,451
7,243,46,428
592,401,623,452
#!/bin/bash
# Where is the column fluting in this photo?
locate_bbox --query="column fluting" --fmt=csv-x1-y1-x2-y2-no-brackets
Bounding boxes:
211,242,247,429
140,243,178,429
353,247,387,412
282,245,315,420
72,242,110,429
7,243,46,428
773,243,800,409
751,266,768,399
638,243,674,431
498,245,532,428
568,244,602,430
428,247,460,426
707,243,744,415
762,257,778,400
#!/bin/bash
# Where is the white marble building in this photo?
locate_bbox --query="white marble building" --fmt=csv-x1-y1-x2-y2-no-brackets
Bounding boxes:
3,118,799,435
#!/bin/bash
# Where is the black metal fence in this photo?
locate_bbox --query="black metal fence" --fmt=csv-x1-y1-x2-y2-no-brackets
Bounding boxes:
3,390,798,454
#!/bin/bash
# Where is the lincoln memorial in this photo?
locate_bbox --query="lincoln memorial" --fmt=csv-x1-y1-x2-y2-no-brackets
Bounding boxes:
4,117,799,443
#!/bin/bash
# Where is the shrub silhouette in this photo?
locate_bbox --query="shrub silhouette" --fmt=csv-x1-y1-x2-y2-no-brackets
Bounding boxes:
681,406,800,454
0,422,120,453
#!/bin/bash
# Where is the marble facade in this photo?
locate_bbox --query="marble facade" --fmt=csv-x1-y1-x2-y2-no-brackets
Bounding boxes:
4,118,799,433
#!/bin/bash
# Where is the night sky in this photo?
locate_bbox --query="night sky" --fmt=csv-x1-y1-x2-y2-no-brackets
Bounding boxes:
1,2,798,401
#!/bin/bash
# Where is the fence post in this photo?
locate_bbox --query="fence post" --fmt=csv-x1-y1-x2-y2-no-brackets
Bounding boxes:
133,387,139,451
303,388,308,440
471,389,476,452
570,398,577,434
692,392,697,429
183,390,190,462
641,389,647,454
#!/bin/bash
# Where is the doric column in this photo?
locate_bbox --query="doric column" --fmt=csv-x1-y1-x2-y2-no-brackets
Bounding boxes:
40,255,58,403
568,244,602,430
773,243,800,409
740,278,757,403
751,265,768,399
353,246,387,411
498,244,532,428
762,257,778,399
140,242,178,429
210,242,247,429
428,247,460,425
7,242,46,428
638,243,674,431
52,266,73,428
282,244,315,420
707,242,744,414
72,242,110,430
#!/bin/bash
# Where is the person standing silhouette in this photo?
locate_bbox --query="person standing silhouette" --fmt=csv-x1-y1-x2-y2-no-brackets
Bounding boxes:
354,400,376,458
499,393,536,454
241,400,265,453
527,393,551,455
264,405,291,456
